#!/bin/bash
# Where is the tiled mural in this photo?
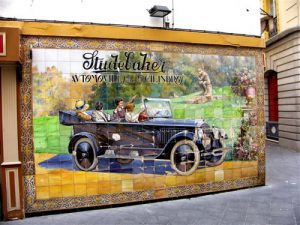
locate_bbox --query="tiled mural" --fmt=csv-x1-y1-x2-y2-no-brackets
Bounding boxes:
20,37,265,213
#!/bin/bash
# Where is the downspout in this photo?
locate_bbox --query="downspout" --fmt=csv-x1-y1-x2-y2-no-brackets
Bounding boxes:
172,0,174,28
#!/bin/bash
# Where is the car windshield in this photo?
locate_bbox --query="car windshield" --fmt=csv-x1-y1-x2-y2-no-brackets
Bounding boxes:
144,98,172,118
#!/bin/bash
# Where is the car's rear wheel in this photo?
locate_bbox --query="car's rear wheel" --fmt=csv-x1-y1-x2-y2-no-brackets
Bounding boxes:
73,137,98,171
170,139,200,176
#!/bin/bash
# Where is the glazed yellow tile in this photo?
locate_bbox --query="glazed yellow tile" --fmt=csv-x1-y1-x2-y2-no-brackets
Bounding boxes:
35,174,49,186
232,169,242,179
186,174,197,184
214,164,224,170
155,177,166,189
133,179,144,191
62,184,75,197
232,161,242,168
214,170,224,182
98,181,110,194
143,177,155,190
61,173,74,185
74,184,87,196
35,166,49,175
242,161,251,168
132,174,144,180
203,166,214,172
86,173,98,183
121,173,133,180
166,176,176,187
74,173,86,184
244,167,258,178
49,185,62,198
249,161,258,167
224,170,233,180
176,176,186,186
195,172,205,183
110,173,122,181
241,167,250,178
205,171,215,182
122,180,133,192
48,173,62,186
98,173,110,181
110,181,122,193
36,186,49,200
146,172,157,178
249,167,258,177
87,183,99,196
223,161,233,169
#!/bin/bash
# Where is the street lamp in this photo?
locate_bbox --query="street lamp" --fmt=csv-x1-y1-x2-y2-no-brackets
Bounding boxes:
148,5,171,28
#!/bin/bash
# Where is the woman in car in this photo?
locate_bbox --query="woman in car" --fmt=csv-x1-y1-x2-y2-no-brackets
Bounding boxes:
125,102,140,122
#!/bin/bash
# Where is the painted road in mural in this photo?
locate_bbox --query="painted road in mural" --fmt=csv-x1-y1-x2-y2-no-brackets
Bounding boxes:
39,154,207,175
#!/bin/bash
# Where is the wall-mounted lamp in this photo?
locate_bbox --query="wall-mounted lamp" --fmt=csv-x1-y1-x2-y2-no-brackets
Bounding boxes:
149,5,171,17
148,5,171,28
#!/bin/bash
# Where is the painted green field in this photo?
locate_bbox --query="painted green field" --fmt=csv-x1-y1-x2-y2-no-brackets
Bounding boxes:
33,116,72,154
33,86,245,160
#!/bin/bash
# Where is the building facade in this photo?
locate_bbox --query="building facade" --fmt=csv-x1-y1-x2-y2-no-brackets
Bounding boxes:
262,0,300,151
0,1,265,220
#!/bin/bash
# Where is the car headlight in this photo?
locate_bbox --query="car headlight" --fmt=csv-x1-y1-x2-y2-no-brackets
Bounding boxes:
194,127,203,142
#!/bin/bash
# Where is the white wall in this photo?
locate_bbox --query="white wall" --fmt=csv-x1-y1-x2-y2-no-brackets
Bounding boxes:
0,0,261,36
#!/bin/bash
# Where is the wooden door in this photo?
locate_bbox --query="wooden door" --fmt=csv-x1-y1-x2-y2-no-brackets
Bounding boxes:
268,73,278,122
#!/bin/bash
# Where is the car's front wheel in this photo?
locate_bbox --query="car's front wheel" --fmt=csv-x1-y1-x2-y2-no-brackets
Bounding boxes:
170,139,200,176
205,139,227,167
73,137,98,171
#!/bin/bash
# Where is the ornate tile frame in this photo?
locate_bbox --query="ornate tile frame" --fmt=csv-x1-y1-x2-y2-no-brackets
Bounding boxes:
20,36,265,213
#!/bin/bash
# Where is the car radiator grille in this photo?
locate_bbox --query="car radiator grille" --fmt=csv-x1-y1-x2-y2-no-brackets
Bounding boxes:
158,128,191,144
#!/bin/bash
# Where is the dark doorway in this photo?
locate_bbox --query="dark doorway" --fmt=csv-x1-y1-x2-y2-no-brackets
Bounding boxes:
265,70,278,140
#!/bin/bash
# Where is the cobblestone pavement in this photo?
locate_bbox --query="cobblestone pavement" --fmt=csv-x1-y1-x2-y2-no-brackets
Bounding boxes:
1,142,299,225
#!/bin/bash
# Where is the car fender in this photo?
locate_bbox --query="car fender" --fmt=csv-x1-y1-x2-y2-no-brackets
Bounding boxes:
68,132,101,155
156,131,196,159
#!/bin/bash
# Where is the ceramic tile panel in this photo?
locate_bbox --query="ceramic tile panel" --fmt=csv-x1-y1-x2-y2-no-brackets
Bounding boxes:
20,36,265,213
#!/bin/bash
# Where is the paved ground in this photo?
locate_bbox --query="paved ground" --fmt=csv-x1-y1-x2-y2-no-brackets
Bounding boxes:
1,142,299,225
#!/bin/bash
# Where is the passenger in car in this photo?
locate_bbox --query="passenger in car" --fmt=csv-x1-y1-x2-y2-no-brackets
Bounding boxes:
125,102,140,122
92,101,110,122
112,97,126,121
138,105,149,122
75,100,92,121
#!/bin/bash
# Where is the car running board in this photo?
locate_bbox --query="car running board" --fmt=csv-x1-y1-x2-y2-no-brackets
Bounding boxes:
98,150,142,160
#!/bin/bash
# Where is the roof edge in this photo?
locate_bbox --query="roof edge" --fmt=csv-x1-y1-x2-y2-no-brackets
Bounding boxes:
266,26,300,46
0,19,265,48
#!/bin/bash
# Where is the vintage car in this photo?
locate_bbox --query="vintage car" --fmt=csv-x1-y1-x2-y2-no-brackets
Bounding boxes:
59,98,228,176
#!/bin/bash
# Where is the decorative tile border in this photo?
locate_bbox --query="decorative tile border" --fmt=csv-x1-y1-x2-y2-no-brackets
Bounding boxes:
20,36,265,213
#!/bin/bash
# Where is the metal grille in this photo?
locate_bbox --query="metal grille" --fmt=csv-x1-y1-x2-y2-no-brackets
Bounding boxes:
158,128,189,144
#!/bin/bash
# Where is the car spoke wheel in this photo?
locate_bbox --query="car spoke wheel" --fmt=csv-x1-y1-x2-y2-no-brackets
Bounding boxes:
205,139,227,167
170,139,200,176
73,137,98,171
